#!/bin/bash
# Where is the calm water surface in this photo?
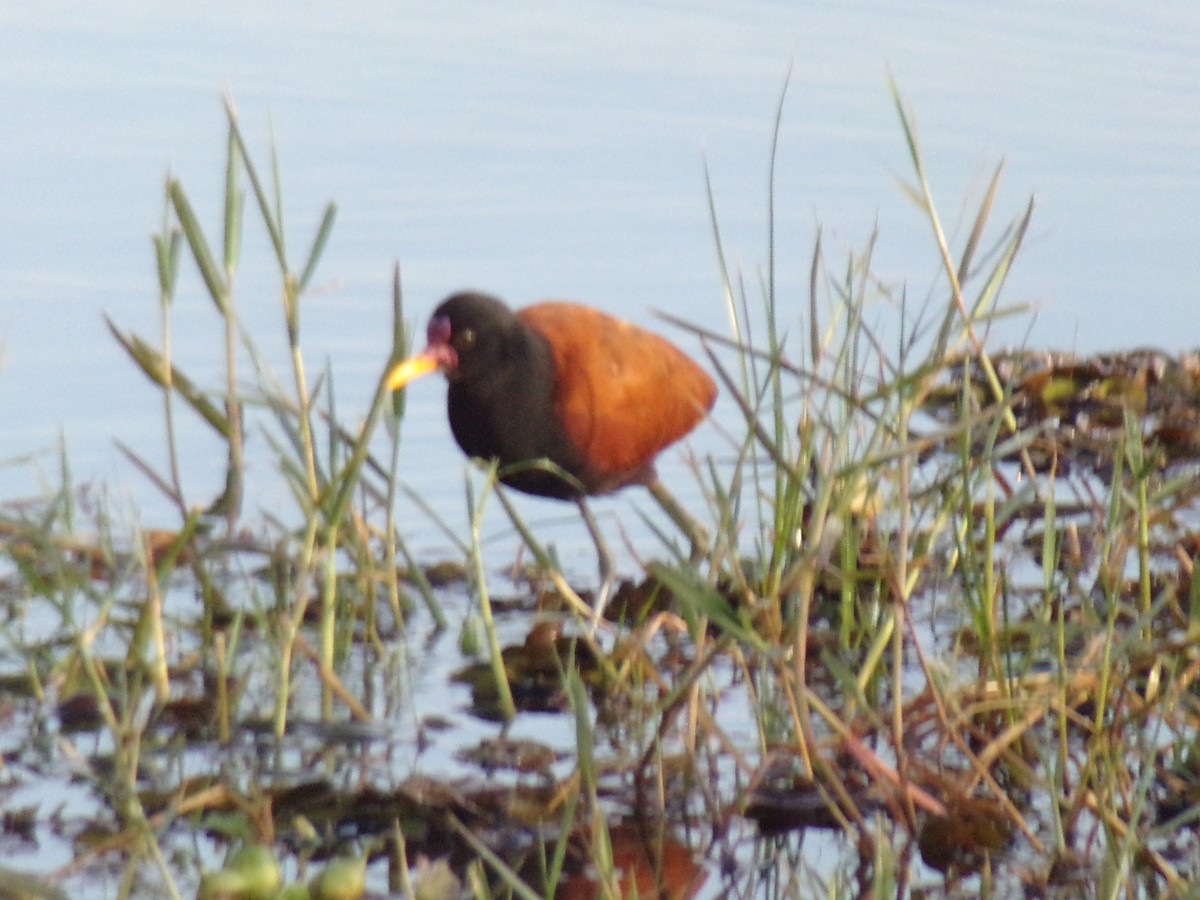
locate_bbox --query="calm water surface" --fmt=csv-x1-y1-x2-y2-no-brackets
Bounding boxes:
2,0,1199,590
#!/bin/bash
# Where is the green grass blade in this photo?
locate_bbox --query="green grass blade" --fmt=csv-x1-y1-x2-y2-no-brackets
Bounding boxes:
297,202,337,294
223,121,244,275
153,227,183,301
168,179,228,313
106,317,231,437
223,96,287,270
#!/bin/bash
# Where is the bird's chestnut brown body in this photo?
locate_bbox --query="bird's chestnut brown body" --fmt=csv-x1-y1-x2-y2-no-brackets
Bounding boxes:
388,292,716,501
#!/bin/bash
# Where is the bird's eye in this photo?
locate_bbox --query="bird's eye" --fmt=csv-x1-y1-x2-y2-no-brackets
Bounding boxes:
458,328,476,348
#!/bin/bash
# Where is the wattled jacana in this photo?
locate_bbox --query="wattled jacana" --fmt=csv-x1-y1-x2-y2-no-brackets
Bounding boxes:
386,291,716,613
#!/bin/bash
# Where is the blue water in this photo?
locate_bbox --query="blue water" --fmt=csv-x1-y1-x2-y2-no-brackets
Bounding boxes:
2,0,1198,559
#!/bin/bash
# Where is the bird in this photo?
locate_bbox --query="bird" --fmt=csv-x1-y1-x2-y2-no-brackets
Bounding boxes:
385,291,716,615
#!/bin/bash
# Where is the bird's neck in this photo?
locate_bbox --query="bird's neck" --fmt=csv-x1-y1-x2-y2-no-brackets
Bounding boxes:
448,327,551,442
445,327,592,498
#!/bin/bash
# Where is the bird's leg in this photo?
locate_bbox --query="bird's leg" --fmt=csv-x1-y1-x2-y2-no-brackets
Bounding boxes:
646,477,709,564
576,496,615,618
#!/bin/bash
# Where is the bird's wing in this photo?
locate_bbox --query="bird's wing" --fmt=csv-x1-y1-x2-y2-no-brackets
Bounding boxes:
518,302,716,489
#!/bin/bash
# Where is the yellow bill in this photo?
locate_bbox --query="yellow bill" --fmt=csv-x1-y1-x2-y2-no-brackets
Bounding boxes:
386,352,440,390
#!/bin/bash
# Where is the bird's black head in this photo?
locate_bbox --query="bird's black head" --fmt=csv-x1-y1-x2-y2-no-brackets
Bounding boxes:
386,291,525,391
425,291,523,383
